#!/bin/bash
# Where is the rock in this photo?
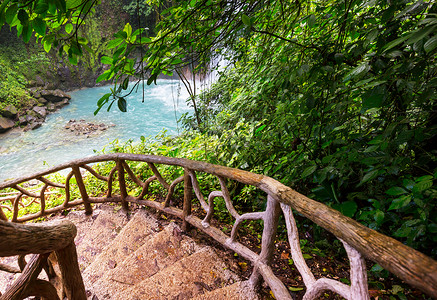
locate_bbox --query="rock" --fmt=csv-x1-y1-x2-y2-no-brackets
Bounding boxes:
0,105,18,118
54,99,70,109
0,117,15,133
44,82,56,90
26,115,38,124
47,103,56,112
57,67,71,81
61,98,70,106
40,89,72,102
27,80,37,88
18,116,28,125
29,88,42,99
35,75,45,87
37,97,48,105
24,121,42,131
64,119,113,136
32,106,47,118
27,76,45,88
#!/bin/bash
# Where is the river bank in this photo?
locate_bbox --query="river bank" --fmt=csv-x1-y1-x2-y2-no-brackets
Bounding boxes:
0,81,190,182
0,88,72,133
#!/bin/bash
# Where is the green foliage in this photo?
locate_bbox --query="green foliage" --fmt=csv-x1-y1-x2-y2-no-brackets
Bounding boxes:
2,0,436,263
123,0,152,19
178,0,437,257
0,56,31,110
67,0,437,258
85,131,222,203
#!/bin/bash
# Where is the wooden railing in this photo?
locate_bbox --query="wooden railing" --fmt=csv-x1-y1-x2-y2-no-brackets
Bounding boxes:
0,219,86,299
0,153,436,299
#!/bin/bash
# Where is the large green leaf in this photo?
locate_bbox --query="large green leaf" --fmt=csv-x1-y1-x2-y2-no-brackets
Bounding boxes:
22,24,32,42
117,97,127,112
17,9,29,25
123,23,132,37
362,91,384,110
386,187,407,196
406,25,437,45
65,22,73,34
359,169,379,185
33,17,47,35
101,56,113,64
388,195,411,210
97,93,111,106
424,36,437,53
54,0,67,13
43,39,52,52
412,180,433,194
343,63,369,82
301,165,316,179
34,0,49,14
0,10,5,26
382,35,409,52
395,1,424,19
107,38,124,49
307,14,316,28
5,4,18,24
241,14,251,26
333,201,358,218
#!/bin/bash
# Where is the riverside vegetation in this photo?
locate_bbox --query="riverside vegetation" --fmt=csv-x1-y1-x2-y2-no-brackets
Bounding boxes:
0,0,140,131
0,0,436,298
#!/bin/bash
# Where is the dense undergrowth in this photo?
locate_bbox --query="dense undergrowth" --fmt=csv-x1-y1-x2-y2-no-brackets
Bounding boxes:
68,132,437,298
0,130,432,298
0,29,35,111
58,0,437,260
0,0,436,297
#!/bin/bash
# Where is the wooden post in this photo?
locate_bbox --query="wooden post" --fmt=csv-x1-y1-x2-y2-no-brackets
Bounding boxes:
0,254,47,300
0,220,77,257
22,279,60,300
182,167,192,232
40,184,47,215
55,242,87,300
0,206,7,221
249,195,281,289
117,159,129,211
72,166,92,215
11,192,22,222
343,241,370,300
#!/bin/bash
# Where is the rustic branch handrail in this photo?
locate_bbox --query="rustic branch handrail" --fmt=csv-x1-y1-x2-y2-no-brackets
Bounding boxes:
0,220,76,256
0,153,436,299
0,219,86,299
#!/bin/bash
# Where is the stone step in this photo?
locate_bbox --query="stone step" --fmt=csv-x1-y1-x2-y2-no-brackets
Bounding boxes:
90,221,203,298
112,246,241,300
1,206,262,299
0,255,19,294
82,209,159,287
191,281,260,300
0,204,129,293
69,205,130,271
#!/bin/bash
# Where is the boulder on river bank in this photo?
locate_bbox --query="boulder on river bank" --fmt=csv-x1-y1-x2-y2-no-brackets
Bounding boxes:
0,88,72,133
35,89,72,103
0,117,15,133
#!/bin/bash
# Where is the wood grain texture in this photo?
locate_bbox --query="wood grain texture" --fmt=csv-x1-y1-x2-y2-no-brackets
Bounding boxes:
55,242,87,300
0,220,77,256
0,254,46,300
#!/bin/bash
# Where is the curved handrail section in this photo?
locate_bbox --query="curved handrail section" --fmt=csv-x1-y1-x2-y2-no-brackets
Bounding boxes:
0,219,86,300
0,220,76,256
0,153,436,299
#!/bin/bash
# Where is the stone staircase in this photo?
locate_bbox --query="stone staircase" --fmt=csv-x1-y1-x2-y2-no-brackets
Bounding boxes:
0,204,260,299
